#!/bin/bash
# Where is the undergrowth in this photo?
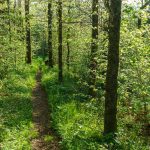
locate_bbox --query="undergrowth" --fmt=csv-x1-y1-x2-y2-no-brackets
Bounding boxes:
42,66,150,150
0,60,39,150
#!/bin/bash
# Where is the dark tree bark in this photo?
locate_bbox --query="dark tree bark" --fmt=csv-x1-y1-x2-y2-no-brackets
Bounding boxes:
25,0,31,64
58,0,63,82
66,2,71,71
138,17,142,28
104,0,122,134
89,0,98,98
48,0,53,68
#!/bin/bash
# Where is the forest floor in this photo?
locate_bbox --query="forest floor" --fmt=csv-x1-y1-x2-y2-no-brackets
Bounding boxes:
31,69,60,150
1,64,149,150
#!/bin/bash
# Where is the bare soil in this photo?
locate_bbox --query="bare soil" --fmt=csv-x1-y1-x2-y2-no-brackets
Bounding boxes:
31,70,60,150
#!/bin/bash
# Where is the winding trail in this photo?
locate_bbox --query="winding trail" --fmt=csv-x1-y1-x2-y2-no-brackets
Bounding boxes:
31,70,60,150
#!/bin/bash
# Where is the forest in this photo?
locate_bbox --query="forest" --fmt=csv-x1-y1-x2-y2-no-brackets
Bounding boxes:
0,0,150,149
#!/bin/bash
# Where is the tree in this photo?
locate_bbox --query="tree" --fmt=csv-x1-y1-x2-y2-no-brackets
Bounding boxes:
7,0,11,42
89,0,98,98
104,0,122,134
25,0,31,64
17,0,22,28
48,0,53,68
66,1,71,71
58,0,63,82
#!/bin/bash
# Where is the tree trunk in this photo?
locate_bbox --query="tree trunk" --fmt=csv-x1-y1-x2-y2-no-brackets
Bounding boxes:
48,0,53,68
66,29,70,71
66,3,71,71
7,0,11,43
104,0,122,134
25,0,31,64
89,0,98,98
18,0,23,28
14,0,17,67
58,0,63,82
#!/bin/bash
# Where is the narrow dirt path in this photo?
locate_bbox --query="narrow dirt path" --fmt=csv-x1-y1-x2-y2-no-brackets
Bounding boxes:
31,70,60,150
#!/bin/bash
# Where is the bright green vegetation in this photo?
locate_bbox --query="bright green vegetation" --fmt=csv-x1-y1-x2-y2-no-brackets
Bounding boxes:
42,66,149,150
0,61,39,150
43,135,53,142
0,0,150,149
42,68,104,150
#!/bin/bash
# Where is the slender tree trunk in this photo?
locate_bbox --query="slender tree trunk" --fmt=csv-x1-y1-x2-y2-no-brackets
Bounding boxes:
89,0,98,98
138,0,143,28
25,0,31,64
58,0,63,82
14,0,17,67
66,3,71,71
66,28,70,70
104,0,122,134
18,0,23,28
48,0,53,68
7,0,11,43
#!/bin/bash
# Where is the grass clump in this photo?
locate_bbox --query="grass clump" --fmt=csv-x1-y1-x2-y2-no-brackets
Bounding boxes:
42,67,106,150
43,135,54,142
42,66,150,150
0,61,39,150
